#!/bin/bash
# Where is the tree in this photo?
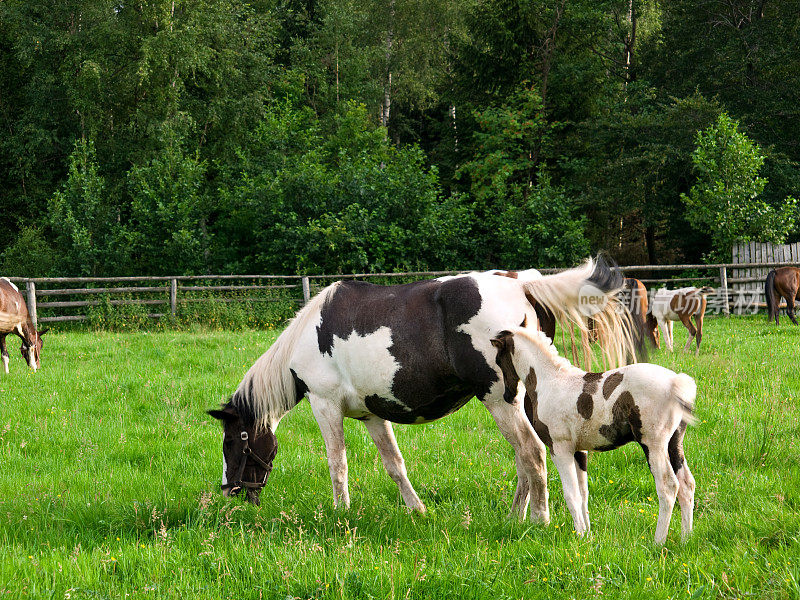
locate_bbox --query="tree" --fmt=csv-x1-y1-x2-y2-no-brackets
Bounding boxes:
48,139,127,276
680,113,797,260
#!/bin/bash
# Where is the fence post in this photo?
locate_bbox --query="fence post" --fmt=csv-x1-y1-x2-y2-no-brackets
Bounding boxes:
719,266,730,317
170,278,177,316
302,276,311,305
25,281,38,329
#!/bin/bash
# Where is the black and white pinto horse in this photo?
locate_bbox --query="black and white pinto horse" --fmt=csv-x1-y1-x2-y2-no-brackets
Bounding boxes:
208,258,636,522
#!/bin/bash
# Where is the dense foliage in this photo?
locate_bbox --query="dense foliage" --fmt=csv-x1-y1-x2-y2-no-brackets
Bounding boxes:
1,0,799,275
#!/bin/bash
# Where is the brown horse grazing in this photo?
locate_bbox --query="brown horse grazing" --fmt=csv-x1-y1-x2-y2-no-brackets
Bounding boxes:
589,278,656,352
623,278,658,349
0,278,47,373
765,267,800,325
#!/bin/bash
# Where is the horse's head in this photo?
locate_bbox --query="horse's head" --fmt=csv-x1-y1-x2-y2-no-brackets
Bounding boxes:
644,313,660,349
207,402,278,505
20,328,48,371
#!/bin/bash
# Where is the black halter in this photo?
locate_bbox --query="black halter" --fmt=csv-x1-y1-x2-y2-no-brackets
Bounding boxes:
222,430,276,496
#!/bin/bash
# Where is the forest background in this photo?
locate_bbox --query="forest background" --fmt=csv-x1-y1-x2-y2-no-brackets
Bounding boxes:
2,0,799,277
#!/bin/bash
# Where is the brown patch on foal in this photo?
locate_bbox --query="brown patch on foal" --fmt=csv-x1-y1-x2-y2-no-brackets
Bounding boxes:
576,393,593,419
602,372,624,399
598,390,642,448
583,372,602,394
524,367,552,449
493,270,519,279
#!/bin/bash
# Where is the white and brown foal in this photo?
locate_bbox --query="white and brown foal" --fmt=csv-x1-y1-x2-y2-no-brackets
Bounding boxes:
492,327,697,544
0,277,47,373
647,287,713,355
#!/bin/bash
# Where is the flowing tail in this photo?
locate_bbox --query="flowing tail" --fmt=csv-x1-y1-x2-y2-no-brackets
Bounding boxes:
522,255,636,370
765,270,778,323
671,373,698,426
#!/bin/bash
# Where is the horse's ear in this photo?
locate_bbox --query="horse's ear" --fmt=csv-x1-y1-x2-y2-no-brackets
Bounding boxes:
491,330,513,351
207,405,238,422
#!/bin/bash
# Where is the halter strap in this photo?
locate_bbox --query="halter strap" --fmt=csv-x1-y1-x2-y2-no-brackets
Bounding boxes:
223,430,275,494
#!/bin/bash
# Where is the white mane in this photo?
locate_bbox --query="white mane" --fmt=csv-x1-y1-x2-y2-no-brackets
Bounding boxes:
234,281,341,431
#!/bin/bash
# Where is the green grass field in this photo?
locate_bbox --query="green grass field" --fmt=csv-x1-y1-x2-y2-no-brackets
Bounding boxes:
1,317,799,599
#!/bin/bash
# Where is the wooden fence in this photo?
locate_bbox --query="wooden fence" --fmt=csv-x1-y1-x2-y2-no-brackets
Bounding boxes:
7,260,799,328
732,241,800,299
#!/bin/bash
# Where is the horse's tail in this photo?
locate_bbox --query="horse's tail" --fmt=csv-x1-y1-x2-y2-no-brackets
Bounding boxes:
522,255,636,370
765,269,778,322
234,281,342,431
670,373,698,426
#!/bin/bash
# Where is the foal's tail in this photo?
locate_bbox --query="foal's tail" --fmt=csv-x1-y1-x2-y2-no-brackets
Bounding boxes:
671,373,698,426
765,269,778,323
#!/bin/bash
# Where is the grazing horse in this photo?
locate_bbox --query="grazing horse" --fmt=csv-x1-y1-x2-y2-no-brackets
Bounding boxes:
765,267,800,325
647,287,713,355
623,278,658,348
209,258,637,521
491,327,696,544
0,277,47,373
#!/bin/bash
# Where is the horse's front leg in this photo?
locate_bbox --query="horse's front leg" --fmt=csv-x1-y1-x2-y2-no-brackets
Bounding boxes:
0,335,8,374
483,396,549,525
308,395,350,508
510,453,531,520
362,416,426,513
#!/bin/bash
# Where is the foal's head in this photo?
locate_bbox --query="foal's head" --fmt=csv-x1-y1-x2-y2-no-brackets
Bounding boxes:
207,401,278,505
20,328,48,371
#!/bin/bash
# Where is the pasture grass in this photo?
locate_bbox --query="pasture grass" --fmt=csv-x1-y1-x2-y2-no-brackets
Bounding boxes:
1,317,799,599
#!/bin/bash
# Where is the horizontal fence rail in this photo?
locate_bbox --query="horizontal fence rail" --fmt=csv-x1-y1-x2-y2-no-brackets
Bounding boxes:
6,261,798,327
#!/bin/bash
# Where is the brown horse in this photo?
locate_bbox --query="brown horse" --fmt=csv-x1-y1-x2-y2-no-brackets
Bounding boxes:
0,278,47,373
765,267,800,325
589,278,655,351
623,278,658,348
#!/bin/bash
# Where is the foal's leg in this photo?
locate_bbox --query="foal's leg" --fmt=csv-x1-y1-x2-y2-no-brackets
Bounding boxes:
0,335,8,374
362,416,426,513
551,443,587,535
668,424,696,541
679,314,696,353
308,394,350,508
574,451,590,531
645,443,680,544
483,397,549,524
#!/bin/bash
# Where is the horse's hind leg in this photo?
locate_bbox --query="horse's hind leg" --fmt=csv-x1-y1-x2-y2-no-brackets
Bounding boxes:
646,442,679,544
484,396,549,525
668,425,695,541
788,290,800,325
308,395,350,509
362,416,426,513
679,313,696,353
0,335,8,374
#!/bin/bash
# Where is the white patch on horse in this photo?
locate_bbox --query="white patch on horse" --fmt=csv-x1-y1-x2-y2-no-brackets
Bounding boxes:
2,354,8,374
325,326,405,414
221,442,229,486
